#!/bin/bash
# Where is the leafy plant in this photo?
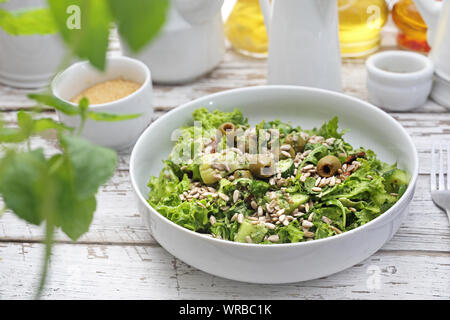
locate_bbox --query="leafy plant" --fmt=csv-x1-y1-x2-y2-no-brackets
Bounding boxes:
0,0,169,297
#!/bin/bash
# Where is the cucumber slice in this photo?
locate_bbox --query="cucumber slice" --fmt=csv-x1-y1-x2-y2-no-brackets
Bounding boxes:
288,193,309,212
234,220,268,243
278,159,295,178
383,169,409,193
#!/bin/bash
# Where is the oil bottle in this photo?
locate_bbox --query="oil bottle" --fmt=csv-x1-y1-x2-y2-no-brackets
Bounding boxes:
338,0,389,58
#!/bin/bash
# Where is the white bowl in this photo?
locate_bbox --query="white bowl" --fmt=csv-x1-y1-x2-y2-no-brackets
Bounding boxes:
130,85,418,284
366,51,434,111
52,56,153,151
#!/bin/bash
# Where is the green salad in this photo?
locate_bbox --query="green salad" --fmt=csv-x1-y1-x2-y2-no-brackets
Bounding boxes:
147,108,409,244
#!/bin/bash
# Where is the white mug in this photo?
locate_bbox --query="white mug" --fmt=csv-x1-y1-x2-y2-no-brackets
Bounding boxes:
52,56,153,151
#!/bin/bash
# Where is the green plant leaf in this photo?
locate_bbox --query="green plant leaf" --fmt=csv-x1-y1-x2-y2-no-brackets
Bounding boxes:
28,93,142,122
86,111,142,122
49,155,97,241
59,134,117,199
0,149,48,225
28,93,79,115
17,110,34,137
48,0,112,70
0,7,58,35
108,0,169,52
33,118,73,133
0,125,26,143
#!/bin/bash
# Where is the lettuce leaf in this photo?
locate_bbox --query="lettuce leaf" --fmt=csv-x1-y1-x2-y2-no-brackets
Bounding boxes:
192,108,247,130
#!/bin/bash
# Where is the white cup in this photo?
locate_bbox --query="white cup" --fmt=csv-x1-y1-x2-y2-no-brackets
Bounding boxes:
52,56,153,151
366,51,434,111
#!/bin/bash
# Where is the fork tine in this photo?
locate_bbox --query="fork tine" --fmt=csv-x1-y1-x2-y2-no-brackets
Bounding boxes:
431,143,436,190
439,144,445,190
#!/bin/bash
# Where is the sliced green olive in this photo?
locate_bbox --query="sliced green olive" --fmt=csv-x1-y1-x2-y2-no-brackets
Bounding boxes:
233,170,253,179
249,154,275,178
285,132,306,153
219,122,236,136
317,155,341,177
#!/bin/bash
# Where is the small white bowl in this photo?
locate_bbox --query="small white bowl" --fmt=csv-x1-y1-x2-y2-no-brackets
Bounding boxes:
366,51,434,111
130,85,418,284
52,56,153,151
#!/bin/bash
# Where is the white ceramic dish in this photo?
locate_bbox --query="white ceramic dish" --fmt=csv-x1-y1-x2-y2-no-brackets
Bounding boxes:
52,56,153,151
130,85,418,284
431,73,450,109
121,0,224,84
366,51,434,111
0,0,66,88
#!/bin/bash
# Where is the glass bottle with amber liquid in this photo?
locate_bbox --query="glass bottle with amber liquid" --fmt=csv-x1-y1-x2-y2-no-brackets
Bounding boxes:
392,0,430,53
338,0,389,58
224,0,268,58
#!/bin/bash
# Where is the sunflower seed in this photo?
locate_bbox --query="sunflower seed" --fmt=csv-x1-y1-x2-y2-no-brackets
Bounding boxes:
257,206,263,216
268,235,279,243
265,223,276,230
281,151,292,158
302,220,314,228
209,215,216,225
321,216,332,224
233,190,240,203
237,213,244,224
315,177,321,187
304,231,315,238
218,192,230,202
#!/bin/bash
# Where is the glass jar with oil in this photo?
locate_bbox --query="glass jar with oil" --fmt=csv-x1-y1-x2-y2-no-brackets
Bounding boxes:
392,0,430,53
225,0,268,58
338,0,389,58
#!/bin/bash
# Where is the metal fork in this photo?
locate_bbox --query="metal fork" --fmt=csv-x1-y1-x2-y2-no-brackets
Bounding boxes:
430,143,450,224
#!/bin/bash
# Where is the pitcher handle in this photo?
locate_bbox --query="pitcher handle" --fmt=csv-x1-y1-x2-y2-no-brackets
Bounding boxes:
258,0,271,36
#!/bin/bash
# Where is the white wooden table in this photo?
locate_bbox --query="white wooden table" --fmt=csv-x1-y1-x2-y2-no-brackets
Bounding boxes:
0,27,449,300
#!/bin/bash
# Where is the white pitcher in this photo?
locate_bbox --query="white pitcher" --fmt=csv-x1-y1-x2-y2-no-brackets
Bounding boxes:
414,0,450,107
414,0,450,81
121,0,225,84
0,0,66,88
259,0,342,92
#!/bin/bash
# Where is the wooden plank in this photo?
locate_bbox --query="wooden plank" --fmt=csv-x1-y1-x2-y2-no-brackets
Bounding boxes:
1,173,449,252
0,242,448,299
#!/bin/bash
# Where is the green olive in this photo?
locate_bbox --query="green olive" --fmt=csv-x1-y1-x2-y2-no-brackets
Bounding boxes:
249,154,275,178
233,170,253,179
219,122,236,136
317,155,341,177
285,132,306,153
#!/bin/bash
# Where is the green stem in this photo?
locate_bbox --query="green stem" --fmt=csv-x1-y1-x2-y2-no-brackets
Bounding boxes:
35,220,54,299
